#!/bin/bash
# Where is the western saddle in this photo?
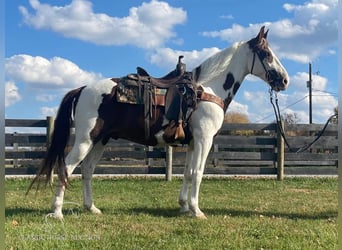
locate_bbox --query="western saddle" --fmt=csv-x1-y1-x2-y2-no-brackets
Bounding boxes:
115,56,196,143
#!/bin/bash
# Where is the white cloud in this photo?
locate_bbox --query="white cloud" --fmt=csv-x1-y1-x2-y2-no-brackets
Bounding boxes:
5,54,102,89
220,14,234,20
36,94,58,102
149,47,221,70
5,81,21,107
40,106,58,118
201,0,338,63
227,100,249,116
290,71,329,92
19,0,186,48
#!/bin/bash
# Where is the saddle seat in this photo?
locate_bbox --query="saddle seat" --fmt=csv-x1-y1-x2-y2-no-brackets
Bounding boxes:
127,56,190,89
137,56,187,88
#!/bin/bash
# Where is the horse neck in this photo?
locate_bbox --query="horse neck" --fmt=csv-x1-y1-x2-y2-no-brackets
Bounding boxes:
193,42,249,101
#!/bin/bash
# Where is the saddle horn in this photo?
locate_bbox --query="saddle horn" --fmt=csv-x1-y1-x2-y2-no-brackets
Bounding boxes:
177,55,186,75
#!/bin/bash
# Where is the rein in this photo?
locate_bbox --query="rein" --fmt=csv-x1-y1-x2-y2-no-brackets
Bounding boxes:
269,89,337,153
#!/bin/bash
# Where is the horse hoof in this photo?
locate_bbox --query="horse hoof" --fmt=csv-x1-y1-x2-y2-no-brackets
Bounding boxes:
91,208,102,215
196,213,207,220
47,212,64,220
179,207,190,214
88,205,102,215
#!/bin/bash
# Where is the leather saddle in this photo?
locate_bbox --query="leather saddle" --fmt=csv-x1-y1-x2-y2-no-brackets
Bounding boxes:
125,55,192,88
115,56,196,143
136,55,190,88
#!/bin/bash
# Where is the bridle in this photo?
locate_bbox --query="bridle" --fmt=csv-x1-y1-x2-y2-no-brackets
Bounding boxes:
251,45,337,153
269,89,337,153
250,48,271,81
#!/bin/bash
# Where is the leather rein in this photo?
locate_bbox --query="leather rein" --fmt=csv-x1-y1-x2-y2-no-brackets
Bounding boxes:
269,89,337,153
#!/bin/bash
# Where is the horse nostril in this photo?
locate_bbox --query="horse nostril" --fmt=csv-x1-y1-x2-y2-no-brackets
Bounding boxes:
283,78,288,85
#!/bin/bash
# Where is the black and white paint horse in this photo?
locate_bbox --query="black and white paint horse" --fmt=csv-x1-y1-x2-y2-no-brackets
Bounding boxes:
31,26,289,219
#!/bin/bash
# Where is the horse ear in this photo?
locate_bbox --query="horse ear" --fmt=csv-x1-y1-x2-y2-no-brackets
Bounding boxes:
256,26,265,42
264,29,269,39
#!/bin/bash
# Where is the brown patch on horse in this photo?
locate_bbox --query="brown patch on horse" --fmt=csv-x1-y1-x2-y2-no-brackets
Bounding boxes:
90,85,166,146
224,93,232,112
223,73,235,91
247,26,273,63
232,82,240,95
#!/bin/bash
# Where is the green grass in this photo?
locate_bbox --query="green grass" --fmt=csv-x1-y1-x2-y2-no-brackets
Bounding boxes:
5,177,337,249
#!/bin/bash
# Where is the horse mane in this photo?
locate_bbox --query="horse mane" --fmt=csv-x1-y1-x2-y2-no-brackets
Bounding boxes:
194,41,244,85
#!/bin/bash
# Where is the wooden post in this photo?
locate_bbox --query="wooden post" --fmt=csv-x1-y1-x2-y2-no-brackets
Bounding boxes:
165,146,173,181
213,144,219,167
46,116,55,147
276,120,284,180
46,116,55,182
13,132,18,168
146,146,153,167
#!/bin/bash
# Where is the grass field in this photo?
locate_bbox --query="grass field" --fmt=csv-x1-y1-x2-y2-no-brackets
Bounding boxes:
5,176,337,249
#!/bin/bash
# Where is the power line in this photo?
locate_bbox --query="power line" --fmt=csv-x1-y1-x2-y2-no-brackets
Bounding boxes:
255,92,337,123
311,88,338,96
308,63,312,124
256,95,308,123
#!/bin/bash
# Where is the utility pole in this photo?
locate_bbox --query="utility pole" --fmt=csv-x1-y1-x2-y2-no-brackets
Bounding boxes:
307,63,312,124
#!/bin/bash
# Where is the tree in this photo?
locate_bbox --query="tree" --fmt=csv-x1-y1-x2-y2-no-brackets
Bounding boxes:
278,112,302,136
281,112,300,125
224,112,252,135
224,112,249,123
331,106,338,124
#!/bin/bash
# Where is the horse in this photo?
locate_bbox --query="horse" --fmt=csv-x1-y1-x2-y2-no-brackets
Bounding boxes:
29,26,289,219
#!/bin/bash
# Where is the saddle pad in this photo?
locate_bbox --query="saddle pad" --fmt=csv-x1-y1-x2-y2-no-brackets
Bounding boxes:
116,83,167,106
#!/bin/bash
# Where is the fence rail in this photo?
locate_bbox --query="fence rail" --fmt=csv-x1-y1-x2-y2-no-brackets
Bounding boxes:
5,117,338,178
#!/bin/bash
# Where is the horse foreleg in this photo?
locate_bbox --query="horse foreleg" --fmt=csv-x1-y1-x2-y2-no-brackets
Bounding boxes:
52,140,94,219
179,143,194,214
189,137,213,219
80,142,105,215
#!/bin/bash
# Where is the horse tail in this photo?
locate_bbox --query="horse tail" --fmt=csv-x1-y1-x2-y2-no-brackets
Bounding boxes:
27,86,86,193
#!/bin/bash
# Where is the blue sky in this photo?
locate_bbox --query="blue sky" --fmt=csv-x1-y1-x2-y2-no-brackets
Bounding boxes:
5,0,338,124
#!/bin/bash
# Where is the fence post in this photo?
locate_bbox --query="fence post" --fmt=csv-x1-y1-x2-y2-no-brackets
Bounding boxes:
276,120,284,180
213,144,219,167
13,132,19,168
46,116,55,182
46,116,55,147
165,146,173,181
146,146,153,167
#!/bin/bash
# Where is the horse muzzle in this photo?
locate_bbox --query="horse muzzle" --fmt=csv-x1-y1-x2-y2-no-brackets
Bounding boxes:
267,70,289,92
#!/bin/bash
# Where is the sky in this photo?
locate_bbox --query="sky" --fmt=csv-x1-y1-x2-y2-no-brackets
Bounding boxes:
4,0,338,124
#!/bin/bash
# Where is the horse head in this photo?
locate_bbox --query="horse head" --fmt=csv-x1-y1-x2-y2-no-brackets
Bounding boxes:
248,26,289,91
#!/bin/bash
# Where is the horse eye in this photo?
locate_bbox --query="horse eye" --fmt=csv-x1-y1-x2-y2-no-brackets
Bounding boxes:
267,52,273,62
260,51,268,59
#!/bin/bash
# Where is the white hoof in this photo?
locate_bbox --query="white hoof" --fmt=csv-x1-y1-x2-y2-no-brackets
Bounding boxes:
195,213,207,219
87,205,102,215
47,212,64,220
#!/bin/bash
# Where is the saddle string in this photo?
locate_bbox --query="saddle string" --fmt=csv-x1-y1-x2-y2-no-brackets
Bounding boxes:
269,89,337,153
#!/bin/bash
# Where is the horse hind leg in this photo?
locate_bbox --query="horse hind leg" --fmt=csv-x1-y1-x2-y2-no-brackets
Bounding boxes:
52,139,94,219
80,141,105,215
